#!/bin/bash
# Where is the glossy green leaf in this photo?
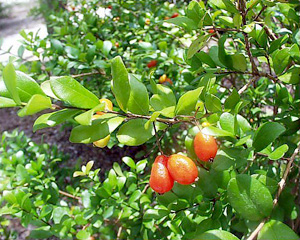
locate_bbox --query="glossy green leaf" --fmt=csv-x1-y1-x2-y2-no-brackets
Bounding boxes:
236,114,251,133
0,96,17,107
150,84,176,117
76,230,91,240
253,122,286,152
50,76,99,109
227,174,273,221
122,156,136,169
202,126,235,137
117,119,154,146
18,94,52,117
231,53,247,72
258,220,299,240
175,87,203,115
205,94,222,112
194,229,239,240
165,17,197,31
29,226,53,239
224,88,240,110
278,67,300,84
70,117,124,143
268,144,289,160
251,174,278,194
127,74,149,115
211,0,239,13
3,63,21,105
74,103,105,125
33,109,81,132
272,48,290,75
219,112,235,134
187,34,210,59
102,40,112,56
111,56,130,111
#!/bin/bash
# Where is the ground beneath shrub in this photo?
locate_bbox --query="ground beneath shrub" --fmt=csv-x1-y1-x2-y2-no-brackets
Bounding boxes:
0,108,146,169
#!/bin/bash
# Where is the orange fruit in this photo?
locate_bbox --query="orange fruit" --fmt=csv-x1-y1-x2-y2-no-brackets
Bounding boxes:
96,98,113,115
194,131,218,162
159,74,167,83
149,155,174,194
208,29,215,34
145,18,151,25
167,154,198,185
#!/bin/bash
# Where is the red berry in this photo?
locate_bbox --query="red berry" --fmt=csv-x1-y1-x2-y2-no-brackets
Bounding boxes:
147,60,157,68
171,13,179,18
194,131,218,162
149,155,174,194
208,29,215,34
167,154,198,185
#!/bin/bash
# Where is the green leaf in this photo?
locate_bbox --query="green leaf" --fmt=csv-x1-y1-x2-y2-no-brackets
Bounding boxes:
218,35,232,68
150,84,176,118
186,1,205,26
227,174,273,221
70,117,124,143
29,226,53,239
268,144,289,160
102,40,112,56
251,174,278,194
117,119,154,146
0,96,17,107
211,0,239,13
202,126,235,137
175,87,203,115
187,34,210,59
219,112,235,135
196,169,218,198
205,94,222,112
50,76,99,109
195,229,239,240
16,164,30,183
111,56,131,111
127,74,149,115
224,88,240,110
258,220,299,240
74,103,105,125
33,109,81,132
3,190,17,204
76,230,91,240
231,53,247,72
18,94,52,117
253,122,286,152
272,48,290,75
3,63,21,105
278,67,300,84
165,17,198,31
122,156,136,169
237,114,251,133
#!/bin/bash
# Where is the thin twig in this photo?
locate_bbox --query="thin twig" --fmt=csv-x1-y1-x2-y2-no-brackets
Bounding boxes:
59,190,81,202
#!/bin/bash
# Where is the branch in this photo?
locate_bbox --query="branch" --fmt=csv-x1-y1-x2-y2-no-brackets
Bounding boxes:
59,190,81,202
71,71,105,78
247,143,300,240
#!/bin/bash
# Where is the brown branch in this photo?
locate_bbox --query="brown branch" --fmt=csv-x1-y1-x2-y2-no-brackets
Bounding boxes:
253,6,267,21
153,122,164,155
247,143,300,240
59,190,81,202
238,76,259,95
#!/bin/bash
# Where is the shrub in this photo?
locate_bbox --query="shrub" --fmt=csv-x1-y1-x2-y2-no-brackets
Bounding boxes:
0,0,300,239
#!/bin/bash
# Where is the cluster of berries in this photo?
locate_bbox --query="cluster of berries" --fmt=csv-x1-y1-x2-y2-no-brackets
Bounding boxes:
150,131,218,194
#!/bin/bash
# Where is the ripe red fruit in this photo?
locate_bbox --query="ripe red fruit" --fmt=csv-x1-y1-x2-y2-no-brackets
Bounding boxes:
208,29,215,34
167,154,198,185
150,155,174,194
194,131,218,162
171,13,179,18
107,5,112,9
147,60,157,68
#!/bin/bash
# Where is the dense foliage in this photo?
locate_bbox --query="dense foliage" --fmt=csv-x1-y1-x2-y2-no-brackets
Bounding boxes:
0,0,300,239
